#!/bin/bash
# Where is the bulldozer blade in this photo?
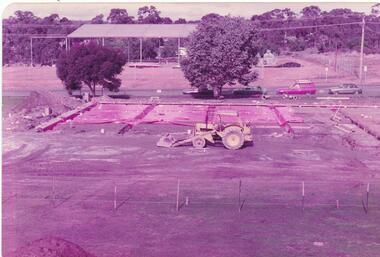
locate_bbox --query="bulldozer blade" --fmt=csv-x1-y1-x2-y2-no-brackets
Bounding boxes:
156,134,177,148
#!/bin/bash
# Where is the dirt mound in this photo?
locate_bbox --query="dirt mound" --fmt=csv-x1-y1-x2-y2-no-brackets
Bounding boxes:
13,91,80,114
4,91,81,131
11,237,96,257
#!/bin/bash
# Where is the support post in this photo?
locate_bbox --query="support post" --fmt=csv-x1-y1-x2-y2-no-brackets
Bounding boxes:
176,179,180,212
127,39,130,63
158,38,161,64
359,16,365,85
177,37,181,65
238,179,242,212
366,183,370,213
114,183,117,211
102,37,105,47
52,176,55,200
139,38,143,63
238,179,242,206
30,37,33,66
301,181,305,211
65,38,68,51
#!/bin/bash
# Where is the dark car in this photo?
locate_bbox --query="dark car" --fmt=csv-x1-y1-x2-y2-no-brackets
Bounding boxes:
232,86,267,97
328,84,363,94
183,86,267,98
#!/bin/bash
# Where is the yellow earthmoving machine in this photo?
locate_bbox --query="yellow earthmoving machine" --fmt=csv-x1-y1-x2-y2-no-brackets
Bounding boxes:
157,111,253,150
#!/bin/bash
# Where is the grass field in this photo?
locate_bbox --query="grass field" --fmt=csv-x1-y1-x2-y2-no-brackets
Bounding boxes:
4,55,378,93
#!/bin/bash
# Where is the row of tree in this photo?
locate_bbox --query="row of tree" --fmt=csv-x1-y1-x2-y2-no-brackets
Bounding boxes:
56,15,259,97
90,6,193,24
3,5,380,65
2,6,191,65
251,6,380,54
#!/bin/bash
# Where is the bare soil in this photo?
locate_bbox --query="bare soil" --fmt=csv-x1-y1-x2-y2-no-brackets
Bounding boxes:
3,100,380,257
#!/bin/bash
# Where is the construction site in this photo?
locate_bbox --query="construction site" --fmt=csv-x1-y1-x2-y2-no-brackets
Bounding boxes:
3,3,380,257
3,79,380,256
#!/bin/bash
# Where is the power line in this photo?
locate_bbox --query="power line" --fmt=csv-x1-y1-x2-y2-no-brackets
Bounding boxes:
365,26,380,35
3,21,363,37
251,14,363,24
3,15,374,27
3,33,68,38
258,21,361,32
3,23,80,28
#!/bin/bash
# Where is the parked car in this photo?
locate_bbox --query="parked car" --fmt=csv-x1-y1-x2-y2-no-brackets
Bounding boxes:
183,86,267,98
183,87,213,98
232,86,267,97
328,83,363,94
276,80,316,97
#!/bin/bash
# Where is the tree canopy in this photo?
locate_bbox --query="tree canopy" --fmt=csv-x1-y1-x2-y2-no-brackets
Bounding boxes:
56,42,127,95
107,8,134,24
3,5,380,66
181,15,260,98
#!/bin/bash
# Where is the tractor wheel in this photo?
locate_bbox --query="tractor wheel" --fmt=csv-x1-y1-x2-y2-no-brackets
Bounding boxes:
222,130,244,150
192,136,206,149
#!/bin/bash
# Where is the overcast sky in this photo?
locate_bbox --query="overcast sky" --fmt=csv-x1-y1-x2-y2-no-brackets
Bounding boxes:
2,2,377,21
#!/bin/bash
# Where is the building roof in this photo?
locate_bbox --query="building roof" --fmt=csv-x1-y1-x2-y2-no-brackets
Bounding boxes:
67,24,197,38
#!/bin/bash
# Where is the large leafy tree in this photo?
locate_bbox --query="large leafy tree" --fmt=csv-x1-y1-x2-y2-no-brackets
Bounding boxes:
174,18,187,24
137,6,162,24
2,11,77,65
181,15,260,98
33,14,71,65
56,42,127,95
107,8,134,24
3,11,40,64
91,14,104,24
301,6,321,18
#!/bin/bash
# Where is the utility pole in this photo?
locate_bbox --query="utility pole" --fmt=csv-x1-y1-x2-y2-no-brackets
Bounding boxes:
139,38,143,63
177,37,181,66
127,39,130,63
359,15,365,85
30,37,33,66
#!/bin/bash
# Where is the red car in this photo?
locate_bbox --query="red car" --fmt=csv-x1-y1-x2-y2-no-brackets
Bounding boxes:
277,80,317,97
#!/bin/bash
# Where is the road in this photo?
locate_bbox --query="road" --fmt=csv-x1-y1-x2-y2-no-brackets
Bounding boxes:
3,84,380,101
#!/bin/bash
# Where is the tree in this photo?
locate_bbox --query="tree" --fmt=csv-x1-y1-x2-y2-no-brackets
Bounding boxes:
174,18,187,24
372,3,380,16
56,42,127,95
161,17,173,24
137,6,162,24
201,13,222,22
107,8,134,24
301,6,321,18
181,16,260,98
91,14,104,24
3,11,40,64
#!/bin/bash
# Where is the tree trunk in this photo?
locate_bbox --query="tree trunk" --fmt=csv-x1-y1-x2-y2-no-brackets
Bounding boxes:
213,86,221,99
87,83,96,96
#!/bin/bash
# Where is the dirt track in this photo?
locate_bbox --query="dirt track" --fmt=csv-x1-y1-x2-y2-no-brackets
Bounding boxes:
3,102,380,256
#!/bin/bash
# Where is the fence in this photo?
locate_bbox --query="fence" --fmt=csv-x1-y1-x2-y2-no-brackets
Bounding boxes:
296,52,360,78
3,176,377,218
